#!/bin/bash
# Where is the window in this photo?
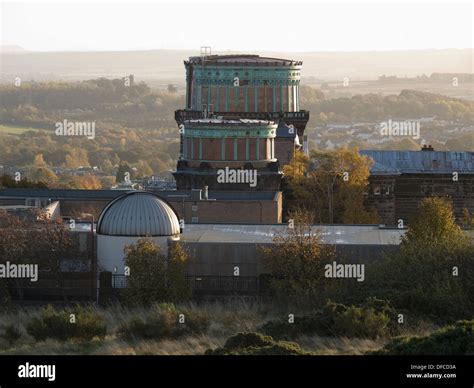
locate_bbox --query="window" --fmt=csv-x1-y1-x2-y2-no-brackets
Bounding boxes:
374,186,381,195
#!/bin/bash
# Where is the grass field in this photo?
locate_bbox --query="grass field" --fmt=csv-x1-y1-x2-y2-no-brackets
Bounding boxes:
0,302,437,355
0,124,44,135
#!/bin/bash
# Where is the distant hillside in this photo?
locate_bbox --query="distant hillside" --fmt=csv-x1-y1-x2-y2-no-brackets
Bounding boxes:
1,49,472,85
0,45,28,53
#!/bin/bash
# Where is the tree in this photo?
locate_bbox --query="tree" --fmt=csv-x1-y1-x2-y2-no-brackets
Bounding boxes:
123,239,167,306
33,153,47,167
167,243,191,302
64,148,90,169
461,208,474,229
99,176,116,189
136,160,154,178
366,197,474,320
116,162,131,183
260,209,336,306
28,167,58,186
123,238,191,306
401,197,468,253
284,147,378,224
0,211,82,302
56,174,102,189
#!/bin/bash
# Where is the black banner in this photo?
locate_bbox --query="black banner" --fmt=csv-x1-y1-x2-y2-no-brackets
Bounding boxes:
0,355,472,387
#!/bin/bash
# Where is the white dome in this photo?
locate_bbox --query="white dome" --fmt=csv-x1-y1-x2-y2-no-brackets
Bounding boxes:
97,191,180,236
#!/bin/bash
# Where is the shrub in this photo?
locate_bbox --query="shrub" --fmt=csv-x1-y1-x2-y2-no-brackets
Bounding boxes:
173,307,210,337
118,304,209,341
362,198,474,321
74,307,107,340
1,324,22,345
118,316,171,341
205,332,309,355
260,298,397,340
26,305,106,342
374,320,474,355
27,305,72,341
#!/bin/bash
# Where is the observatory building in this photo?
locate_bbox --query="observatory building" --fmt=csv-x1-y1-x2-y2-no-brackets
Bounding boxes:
174,54,310,190
96,191,180,275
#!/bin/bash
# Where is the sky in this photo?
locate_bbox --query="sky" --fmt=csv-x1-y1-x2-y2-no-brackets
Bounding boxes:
1,0,473,52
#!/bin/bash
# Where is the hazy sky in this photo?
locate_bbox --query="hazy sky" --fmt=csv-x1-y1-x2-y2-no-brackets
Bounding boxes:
1,0,472,52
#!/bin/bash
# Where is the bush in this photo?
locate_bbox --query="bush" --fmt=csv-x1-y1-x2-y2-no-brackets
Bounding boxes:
26,305,106,342
362,198,474,322
123,240,191,306
1,324,22,345
260,298,397,340
118,316,171,341
374,320,474,355
118,304,209,341
74,307,107,340
205,332,309,355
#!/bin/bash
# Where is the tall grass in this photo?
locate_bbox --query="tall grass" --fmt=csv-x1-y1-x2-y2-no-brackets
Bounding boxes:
0,301,435,355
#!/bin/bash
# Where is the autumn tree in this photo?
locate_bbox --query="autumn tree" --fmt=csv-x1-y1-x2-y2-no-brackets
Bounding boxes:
284,147,378,224
33,153,47,167
260,209,336,306
166,243,192,302
123,239,190,306
65,148,90,169
56,174,102,190
367,197,474,320
402,197,469,253
0,211,81,302
28,166,58,186
116,162,132,183
135,160,154,178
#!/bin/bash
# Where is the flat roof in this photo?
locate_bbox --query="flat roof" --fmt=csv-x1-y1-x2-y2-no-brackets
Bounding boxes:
0,188,280,201
70,222,474,245
180,224,405,245
186,118,275,126
186,55,302,66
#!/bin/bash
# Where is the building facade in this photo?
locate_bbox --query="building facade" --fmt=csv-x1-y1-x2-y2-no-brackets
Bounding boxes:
174,54,310,190
361,148,474,225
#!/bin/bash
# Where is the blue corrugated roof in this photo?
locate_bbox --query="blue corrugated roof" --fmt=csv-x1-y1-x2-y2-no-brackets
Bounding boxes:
361,150,474,175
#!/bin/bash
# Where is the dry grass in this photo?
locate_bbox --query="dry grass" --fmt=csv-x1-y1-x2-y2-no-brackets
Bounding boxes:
0,302,435,355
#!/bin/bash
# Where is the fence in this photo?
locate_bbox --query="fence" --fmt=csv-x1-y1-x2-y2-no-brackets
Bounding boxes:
110,274,259,295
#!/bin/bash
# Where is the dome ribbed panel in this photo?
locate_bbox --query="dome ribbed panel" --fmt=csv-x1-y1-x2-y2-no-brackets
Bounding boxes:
97,192,180,236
